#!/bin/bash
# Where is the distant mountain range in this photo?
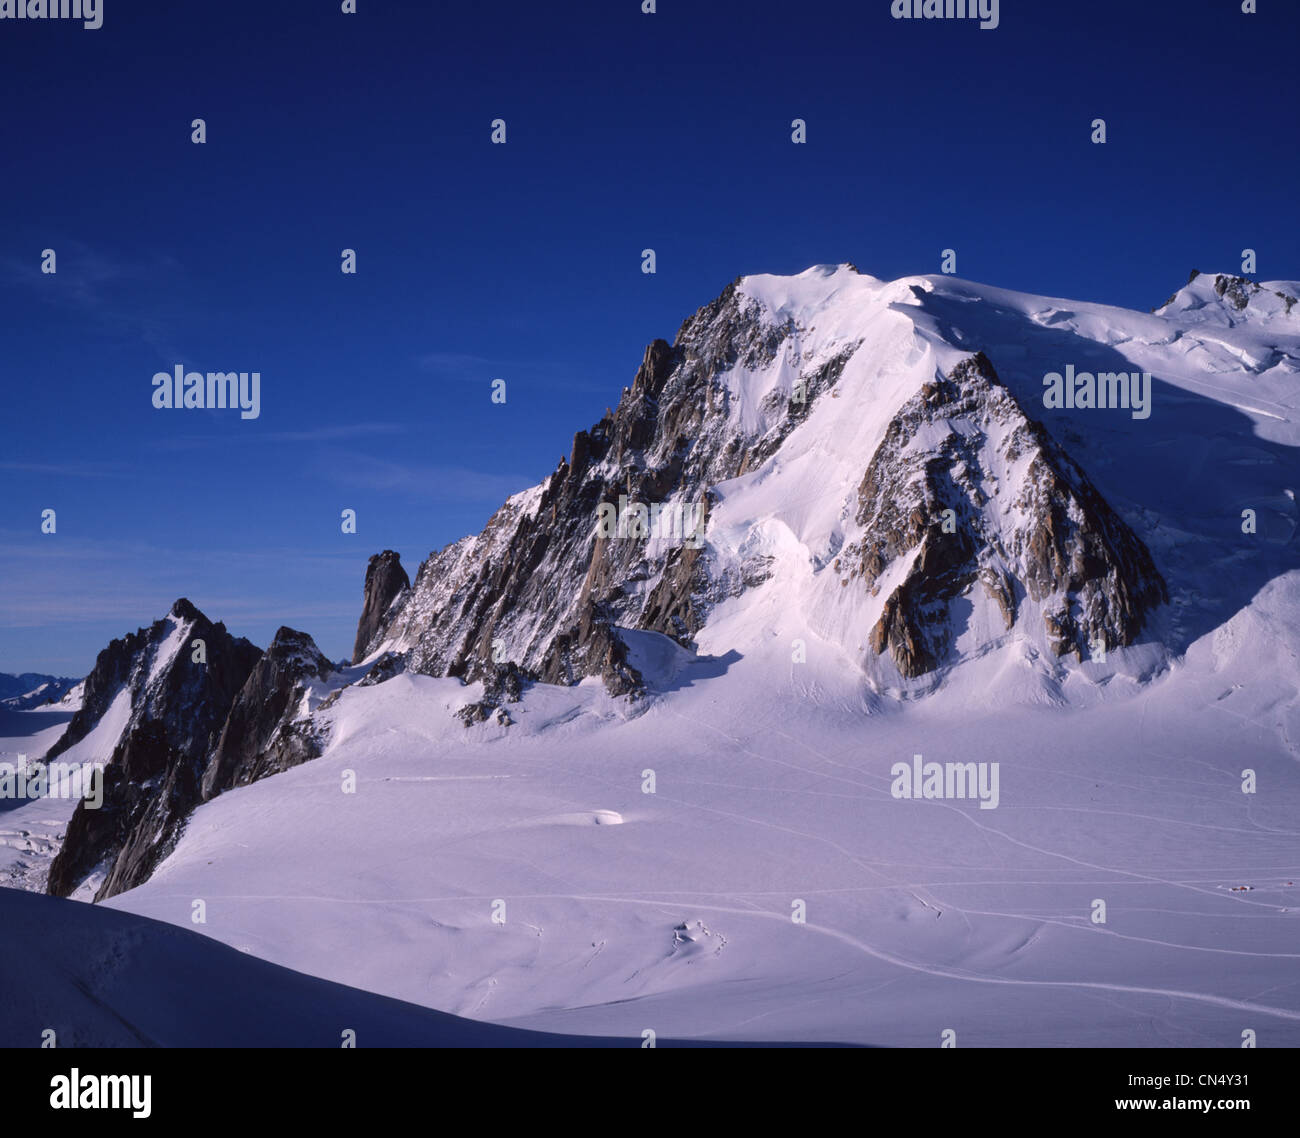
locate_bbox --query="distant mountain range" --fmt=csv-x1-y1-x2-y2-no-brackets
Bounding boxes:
0,672,79,710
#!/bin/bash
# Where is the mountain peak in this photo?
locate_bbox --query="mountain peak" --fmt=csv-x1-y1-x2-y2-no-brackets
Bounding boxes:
1155,270,1299,323
45,605,262,900
352,552,410,665
351,264,1183,700
847,350,1166,678
168,597,203,623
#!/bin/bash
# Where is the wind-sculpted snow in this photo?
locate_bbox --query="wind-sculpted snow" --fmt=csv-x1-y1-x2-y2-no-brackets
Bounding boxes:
1157,269,1299,327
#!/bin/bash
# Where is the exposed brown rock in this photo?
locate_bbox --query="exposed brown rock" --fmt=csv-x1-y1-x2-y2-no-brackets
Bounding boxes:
849,353,1167,678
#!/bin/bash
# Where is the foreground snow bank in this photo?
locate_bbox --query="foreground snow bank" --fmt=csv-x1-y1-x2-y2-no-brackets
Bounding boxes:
1,888,828,1047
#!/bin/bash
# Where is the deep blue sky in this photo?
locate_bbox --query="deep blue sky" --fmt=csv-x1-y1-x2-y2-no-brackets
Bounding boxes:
2,0,1296,675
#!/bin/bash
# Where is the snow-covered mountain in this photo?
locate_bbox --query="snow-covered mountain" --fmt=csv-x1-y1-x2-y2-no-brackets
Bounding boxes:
18,264,1300,1045
356,264,1295,703
0,673,78,710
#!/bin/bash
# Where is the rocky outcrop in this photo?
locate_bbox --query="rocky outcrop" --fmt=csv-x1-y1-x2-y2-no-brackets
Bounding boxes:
46,599,262,900
1214,274,1255,312
455,661,527,725
1212,273,1298,316
200,628,334,798
43,611,341,901
352,551,410,664
355,651,406,688
847,353,1168,678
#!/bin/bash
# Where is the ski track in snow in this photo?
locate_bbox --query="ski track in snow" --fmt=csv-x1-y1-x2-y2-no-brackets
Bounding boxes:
120,886,1300,1024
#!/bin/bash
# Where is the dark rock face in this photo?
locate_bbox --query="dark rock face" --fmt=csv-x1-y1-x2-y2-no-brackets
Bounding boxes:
455,661,527,725
847,353,1168,678
1211,274,1297,316
352,551,410,664
45,615,340,900
354,280,860,696
200,628,334,799
46,600,261,900
1214,274,1259,312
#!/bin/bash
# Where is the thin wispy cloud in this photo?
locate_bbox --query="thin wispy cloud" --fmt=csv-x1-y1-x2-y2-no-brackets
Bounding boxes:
323,451,533,503
416,350,501,375
416,349,609,394
0,460,134,479
267,423,408,444
0,240,190,365
148,422,409,451
0,532,364,629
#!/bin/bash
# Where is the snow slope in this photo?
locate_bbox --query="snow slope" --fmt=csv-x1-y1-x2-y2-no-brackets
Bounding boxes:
0,705,80,893
107,586,1300,1045
2,887,815,1047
